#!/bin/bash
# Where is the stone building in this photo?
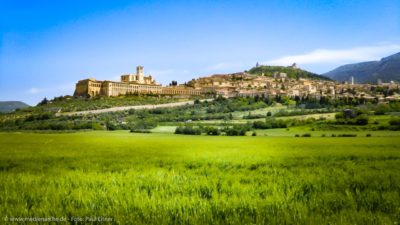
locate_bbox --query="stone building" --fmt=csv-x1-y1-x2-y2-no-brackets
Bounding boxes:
74,66,203,97
74,66,399,101
120,66,157,85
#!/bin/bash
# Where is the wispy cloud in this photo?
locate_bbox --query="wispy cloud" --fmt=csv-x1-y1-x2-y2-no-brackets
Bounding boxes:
27,88,43,94
265,44,400,66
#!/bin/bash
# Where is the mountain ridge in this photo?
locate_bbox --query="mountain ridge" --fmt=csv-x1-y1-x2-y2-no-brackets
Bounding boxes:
0,101,30,113
324,52,400,83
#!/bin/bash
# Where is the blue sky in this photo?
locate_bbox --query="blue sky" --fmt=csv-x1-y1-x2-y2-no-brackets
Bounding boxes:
1,0,399,105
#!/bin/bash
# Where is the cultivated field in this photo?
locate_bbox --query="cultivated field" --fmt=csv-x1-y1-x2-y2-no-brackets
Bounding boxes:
0,131,399,224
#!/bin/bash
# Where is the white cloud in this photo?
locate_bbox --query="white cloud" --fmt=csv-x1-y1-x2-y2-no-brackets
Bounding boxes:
265,44,400,66
27,88,43,94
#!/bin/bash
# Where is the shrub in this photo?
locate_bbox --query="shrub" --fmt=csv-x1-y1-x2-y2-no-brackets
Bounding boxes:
302,133,311,137
389,117,400,126
204,127,221,136
225,125,251,136
253,118,287,129
355,114,369,125
377,125,387,130
366,133,371,137
106,121,117,131
175,126,201,135
130,129,151,133
91,122,104,130
338,134,357,137
226,129,246,136
243,114,265,119
335,112,344,119
335,113,369,126
131,119,157,130
253,121,271,129
295,134,300,137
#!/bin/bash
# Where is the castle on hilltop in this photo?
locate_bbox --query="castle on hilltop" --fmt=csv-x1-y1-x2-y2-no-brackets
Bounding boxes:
74,66,203,97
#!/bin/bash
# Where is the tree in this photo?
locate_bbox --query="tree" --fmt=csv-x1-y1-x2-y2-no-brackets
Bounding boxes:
355,114,369,125
37,97,48,106
389,117,400,126
205,127,220,136
175,126,201,135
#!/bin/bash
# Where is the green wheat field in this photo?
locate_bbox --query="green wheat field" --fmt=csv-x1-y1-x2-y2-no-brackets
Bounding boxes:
0,131,399,224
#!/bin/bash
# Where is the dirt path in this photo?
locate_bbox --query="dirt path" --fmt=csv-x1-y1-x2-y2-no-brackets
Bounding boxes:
58,99,212,116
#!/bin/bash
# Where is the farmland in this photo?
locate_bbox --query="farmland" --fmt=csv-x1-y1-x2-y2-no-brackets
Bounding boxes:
0,131,399,224
1,96,400,224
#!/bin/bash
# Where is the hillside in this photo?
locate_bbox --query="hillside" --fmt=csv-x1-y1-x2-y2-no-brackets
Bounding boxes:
324,52,400,83
33,95,185,113
0,101,30,113
248,65,332,81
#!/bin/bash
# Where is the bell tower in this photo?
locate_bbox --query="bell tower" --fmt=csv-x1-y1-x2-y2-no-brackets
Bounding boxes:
137,66,144,83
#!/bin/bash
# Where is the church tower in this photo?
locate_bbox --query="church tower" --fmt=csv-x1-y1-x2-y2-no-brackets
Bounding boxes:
137,66,144,83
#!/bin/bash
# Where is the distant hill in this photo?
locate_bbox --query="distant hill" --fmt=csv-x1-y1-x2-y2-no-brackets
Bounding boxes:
323,52,400,83
248,65,332,81
0,101,30,113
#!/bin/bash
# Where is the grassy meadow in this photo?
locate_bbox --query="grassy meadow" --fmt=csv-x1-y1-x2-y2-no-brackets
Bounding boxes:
0,131,399,224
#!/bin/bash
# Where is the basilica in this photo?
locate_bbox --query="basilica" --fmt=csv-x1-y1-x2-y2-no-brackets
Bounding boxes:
73,66,203,97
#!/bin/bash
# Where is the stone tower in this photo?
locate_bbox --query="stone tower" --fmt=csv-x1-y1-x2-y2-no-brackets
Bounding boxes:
349,76,354,85
137,66,144,83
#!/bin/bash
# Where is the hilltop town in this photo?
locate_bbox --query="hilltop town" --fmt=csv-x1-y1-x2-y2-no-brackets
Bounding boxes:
74,64,400,102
